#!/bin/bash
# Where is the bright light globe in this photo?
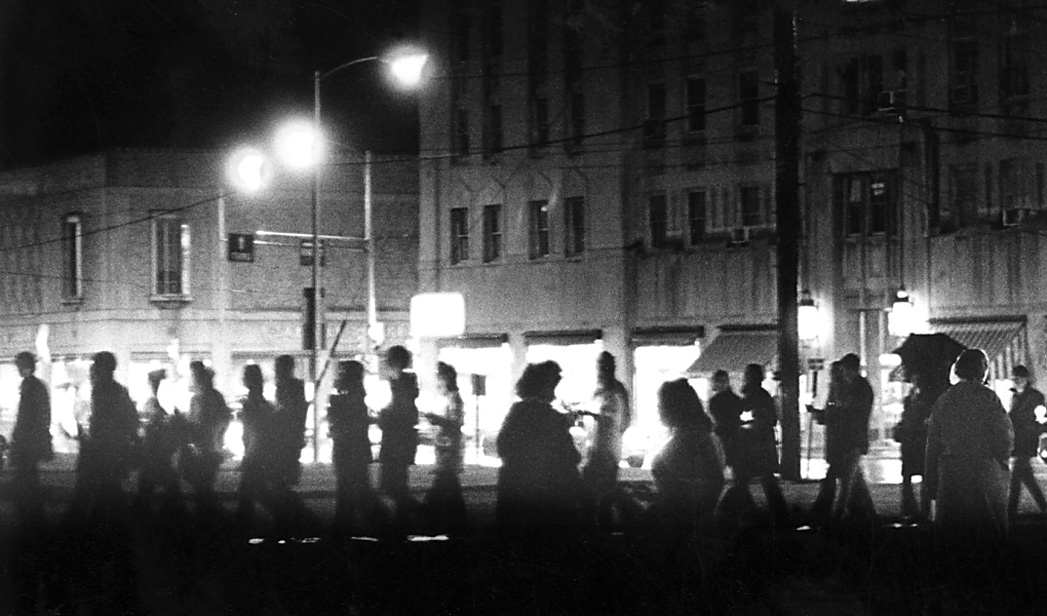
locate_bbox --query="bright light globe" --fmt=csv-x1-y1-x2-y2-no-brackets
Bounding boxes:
275,120,320,170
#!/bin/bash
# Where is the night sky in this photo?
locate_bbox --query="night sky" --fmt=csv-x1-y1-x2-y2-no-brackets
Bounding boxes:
0,0,422,171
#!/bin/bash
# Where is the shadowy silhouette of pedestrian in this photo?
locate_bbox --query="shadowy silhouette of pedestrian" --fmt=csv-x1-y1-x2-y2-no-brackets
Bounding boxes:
581,351,632,529
422,361,468,536
718,364,789,527
327,360,382,534
236,363,276,527
271,354,314,536
182,361,231,516
1006,364,1047,522
70,351,139,525
378,345,421,532
135,368,185,514
496,361,582,541
10,351,53,526
648,378,725,556
896,372,939,520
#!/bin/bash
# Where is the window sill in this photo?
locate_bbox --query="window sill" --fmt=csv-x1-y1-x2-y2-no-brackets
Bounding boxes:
150,295,192,306
61,297,84,307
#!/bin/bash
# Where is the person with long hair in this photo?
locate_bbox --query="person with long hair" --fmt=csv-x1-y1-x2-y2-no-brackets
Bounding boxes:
496,361,582,537
422,361,468,535
649,378,725,531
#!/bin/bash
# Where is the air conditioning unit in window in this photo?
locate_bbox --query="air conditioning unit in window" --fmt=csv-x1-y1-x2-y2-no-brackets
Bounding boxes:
728,227,752,246
951,84,978,105
1002,207,1031,227
876,89,907,112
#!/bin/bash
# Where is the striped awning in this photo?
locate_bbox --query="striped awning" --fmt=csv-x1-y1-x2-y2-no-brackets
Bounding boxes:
685,329,777,375
927,321,1025,362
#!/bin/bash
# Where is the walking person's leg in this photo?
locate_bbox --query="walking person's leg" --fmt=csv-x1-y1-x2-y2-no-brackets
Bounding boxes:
1016,457,1047,512
1009,457,1027,519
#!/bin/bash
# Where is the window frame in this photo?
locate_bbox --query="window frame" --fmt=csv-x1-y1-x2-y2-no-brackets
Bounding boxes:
528,200,551,259
151,213,190,299
450,207,470,265
644,82,668,147
687,191,706,245
648,194,669,250
738,70,760,128
61,213,84,301
482,204,503,263
686,77,706,134
564,196,585,257
739,185,763,228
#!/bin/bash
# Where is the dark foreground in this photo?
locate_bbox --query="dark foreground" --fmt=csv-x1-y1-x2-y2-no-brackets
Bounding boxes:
3,497,1047,616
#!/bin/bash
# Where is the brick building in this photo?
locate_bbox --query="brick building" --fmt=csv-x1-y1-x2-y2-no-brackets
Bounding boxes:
415,0,1047,468
0,149,418,454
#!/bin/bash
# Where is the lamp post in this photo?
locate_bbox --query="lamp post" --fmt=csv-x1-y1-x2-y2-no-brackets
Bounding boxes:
298,51,427,461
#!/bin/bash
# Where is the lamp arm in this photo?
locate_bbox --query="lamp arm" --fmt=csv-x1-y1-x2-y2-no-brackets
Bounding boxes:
318,56,381,82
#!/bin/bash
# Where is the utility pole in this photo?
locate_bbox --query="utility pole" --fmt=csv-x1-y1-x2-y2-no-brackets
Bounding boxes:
774,2,802,481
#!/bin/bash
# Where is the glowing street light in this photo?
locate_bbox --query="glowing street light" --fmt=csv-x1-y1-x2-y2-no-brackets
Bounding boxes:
274,120,321,170
227,147,268,193
888,287,915,338
797,289,820,344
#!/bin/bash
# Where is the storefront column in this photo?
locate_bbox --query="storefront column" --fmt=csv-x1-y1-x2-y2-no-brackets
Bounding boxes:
508,331,528,391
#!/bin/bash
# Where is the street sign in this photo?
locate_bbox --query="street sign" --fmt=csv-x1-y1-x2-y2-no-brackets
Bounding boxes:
228,233,254,262
299,239,326,267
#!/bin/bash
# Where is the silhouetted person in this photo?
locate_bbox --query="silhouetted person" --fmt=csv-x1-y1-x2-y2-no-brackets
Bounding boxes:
135,369,184,512
721,364,788,525
184,361,231,514
327,360,380,532
273,354,308,488
581,351,631,528
896,373,936,519
1006,364,1047,521
708,369,743,519
378,345,420,530
496,361,582,539
649,379,725,536
10,351,52,523
423,361,468,535
271,354,313,535
73,351,139,522
236,364,275,526
926,349,1013,568
811,355,876,524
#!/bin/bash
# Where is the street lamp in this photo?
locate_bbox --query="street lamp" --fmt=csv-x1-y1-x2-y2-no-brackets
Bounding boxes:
279,49,428,461
888,287,914,338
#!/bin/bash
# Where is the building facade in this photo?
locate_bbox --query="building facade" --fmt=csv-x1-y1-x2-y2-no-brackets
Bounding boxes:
417,0,1047,463
0,149,419,455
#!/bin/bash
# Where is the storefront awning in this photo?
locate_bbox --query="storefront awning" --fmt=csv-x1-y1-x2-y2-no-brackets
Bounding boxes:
524,330,602,346
439,334,509,349
631,327,704,347
927,320,1025,363
685,329,778,376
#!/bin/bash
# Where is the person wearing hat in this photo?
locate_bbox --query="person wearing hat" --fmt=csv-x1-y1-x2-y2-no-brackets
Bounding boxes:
925,348,1013,539
1007,364,1047,521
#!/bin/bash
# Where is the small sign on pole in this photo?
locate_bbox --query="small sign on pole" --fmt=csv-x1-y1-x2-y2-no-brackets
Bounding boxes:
227,233,255,263
300,239,326,267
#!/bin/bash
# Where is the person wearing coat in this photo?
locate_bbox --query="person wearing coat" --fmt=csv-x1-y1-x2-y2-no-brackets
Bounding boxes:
11,351,52,519
73,351,139,521
236,364,276,525
496,361,582,537
895,371,942,519
378,345,421,528
925,348,1014,539
1006,364,1047,520
327,360,379,531
422,361,468,535
135,369,184,510
184,361,232,512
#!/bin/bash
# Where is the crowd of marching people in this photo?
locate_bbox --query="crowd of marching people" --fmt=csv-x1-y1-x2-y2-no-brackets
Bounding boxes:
5,342,1047,548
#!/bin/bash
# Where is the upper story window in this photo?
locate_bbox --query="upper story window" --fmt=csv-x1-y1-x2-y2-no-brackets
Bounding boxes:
688,191,706,244
529,200,550,259
152,214,190,298
483,4,503,60
528,0,548,77
484,104,503,158
564,196,585,257
451,11,471,64
568,92,585,152
453,108,471,159
682,3,706,41
62,213,83,301
647,0,666,45
944,163,979,230
949,39,979,108
740,185,763,227
531,97,550,153
839,172,897,237
648,194,669,249
564,1,584,86
644,82,667,147
450,207,469,264
482,204,503,263
1000,32,1029,101
686,77,706,134
738,70,760,129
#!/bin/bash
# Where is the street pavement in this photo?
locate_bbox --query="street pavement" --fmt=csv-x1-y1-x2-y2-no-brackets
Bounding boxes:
3,454,1047,615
